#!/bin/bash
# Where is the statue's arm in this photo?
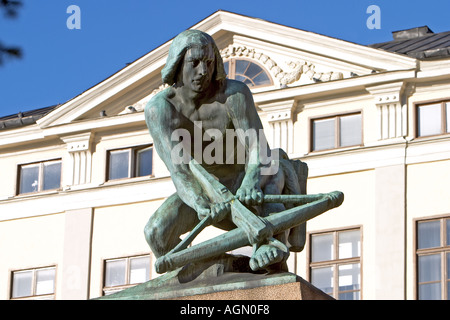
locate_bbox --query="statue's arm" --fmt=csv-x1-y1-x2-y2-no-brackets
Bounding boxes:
144,96,210,217
227,81,270,204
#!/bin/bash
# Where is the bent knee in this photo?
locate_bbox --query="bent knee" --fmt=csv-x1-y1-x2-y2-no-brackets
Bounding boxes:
144,221,166,255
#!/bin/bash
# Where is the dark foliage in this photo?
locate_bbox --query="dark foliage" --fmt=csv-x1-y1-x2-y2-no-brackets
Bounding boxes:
0,0,22,65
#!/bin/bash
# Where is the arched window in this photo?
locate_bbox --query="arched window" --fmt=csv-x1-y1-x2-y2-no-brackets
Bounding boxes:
223,59,272,88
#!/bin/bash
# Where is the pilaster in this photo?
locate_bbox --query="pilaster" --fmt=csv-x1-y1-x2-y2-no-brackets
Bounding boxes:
61,132,94,188
259,100,296,155
366,82,408,141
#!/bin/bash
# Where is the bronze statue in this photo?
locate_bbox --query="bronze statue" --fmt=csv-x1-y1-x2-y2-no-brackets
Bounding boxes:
143,30,343,275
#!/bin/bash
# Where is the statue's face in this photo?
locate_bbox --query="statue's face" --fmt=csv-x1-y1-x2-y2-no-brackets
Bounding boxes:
181,44,215,93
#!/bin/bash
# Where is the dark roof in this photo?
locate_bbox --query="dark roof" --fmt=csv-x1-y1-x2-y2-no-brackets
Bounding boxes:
370,26,450,59
0,105,59,131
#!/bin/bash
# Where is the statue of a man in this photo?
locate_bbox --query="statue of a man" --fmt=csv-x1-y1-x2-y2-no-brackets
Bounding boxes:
144,30,303,272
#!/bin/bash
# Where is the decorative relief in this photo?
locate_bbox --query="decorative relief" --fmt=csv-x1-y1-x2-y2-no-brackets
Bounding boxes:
220,45,343,86
121,45,344,115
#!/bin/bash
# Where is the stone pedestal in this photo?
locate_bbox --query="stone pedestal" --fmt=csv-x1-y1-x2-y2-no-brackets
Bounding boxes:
173,274,333,300
96,269,333,300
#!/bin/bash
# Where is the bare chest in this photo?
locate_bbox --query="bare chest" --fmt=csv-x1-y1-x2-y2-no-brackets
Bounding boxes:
183,102,232,133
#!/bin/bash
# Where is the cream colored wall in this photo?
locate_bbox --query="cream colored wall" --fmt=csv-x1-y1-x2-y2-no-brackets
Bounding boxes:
0,213,65,299
295,169,375,297
406,159,450,299
89,199,162,299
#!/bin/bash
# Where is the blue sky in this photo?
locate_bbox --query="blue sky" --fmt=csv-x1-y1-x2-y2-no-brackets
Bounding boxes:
0,0,449,118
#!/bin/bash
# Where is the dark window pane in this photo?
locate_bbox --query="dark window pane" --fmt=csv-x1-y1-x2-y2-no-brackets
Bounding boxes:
235,60,250,75
245,62,263,79
105,259,126,287
311,266,333,296
311,233,333,262
447,281,450,300
235,74,249,84
339,291,360,300
447,252,450,280
12,271,33,298
223,61,229,76
340,114,362,147
137,148,153,177
419,282,441,300
418,254,441,283
43,162,61,190
313,118,335,151
19,165,39,194
228,59,272,87
447,219,450,246
109,150,130,180
253,72,271,86
338,263,360,294
418,220,441,249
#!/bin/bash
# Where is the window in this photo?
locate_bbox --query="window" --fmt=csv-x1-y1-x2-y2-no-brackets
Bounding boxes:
107,145,153,181
311,113,362,151
309,228,361,300
11,266,56,299
416,217,450,300
103,255,151,295
224,59,272,88
416,100,450,137
18,159,62,194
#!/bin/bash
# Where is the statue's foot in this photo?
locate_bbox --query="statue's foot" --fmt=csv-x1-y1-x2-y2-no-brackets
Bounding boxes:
249,237,290,272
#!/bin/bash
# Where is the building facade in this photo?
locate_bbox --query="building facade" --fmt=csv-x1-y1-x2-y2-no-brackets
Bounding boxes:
1,11,450,300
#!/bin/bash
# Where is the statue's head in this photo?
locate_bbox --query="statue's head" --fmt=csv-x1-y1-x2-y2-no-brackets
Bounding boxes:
161,30,227,86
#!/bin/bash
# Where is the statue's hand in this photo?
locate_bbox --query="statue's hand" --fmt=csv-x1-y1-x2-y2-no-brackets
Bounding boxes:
194,196,211,221
209,202,231,224
236,186,263,206
196,201,230,224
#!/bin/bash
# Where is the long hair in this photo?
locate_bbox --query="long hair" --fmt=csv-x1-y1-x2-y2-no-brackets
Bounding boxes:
161,30,227,85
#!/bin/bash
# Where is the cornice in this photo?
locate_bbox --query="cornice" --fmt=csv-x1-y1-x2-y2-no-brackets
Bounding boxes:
253,69,417,105
196,11,417,71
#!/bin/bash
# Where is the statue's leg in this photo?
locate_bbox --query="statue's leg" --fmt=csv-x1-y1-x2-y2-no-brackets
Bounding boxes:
144,193,199,258
249,171,290,272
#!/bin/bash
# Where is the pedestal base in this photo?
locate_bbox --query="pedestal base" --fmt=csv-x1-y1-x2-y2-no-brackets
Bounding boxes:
96,268,333,300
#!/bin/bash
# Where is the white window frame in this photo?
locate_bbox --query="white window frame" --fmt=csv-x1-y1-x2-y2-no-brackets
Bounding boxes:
103,254,151,296
308,227,362,300
416,100,450,138
10,266,56,300
310,112,362,152
223,58,273,88
106,145,153,181
415,216,450,300
17,159,62,195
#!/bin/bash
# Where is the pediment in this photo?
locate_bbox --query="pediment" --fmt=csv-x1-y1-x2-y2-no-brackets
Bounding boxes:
37,10,417,129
